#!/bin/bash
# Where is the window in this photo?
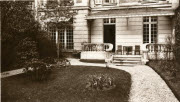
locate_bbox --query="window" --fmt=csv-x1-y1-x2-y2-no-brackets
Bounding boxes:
143,16,158,43
104,0,116,3
104,18,116,24
76,0,82,3
48,26,74,50
95,0,102,4
95,0,116,4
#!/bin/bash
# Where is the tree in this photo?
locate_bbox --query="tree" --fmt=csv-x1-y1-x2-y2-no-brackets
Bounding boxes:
1,1,56,71
36,0,75,58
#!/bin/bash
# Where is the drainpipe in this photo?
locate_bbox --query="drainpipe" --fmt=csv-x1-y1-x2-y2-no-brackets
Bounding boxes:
172,0,179,10
34,0,38,21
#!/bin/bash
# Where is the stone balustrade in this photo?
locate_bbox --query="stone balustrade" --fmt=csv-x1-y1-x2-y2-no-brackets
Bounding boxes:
146,43,174,60
81,43,113,60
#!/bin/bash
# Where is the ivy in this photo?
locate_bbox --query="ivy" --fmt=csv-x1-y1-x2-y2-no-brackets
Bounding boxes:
175,6,180,64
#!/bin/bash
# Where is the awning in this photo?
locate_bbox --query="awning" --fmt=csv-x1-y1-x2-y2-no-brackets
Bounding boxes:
86,8,175,19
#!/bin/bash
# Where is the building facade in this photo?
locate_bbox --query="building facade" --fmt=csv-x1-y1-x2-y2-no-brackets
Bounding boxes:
35,0,179,61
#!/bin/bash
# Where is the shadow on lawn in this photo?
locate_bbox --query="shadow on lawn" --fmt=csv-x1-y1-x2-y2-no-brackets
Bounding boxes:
148,61,180,101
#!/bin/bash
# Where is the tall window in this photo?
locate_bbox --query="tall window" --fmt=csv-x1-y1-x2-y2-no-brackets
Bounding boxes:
143,16,158,43
48,26,74,50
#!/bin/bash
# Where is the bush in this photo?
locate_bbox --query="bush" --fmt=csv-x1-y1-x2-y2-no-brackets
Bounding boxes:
36,31,57,59
24,59,53,81
42,57,56,64
175,6,180,67
15,37,39,68
86,74,116,91
1,2,58,72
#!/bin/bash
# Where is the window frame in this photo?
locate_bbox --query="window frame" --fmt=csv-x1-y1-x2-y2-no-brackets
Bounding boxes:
95,0,102,4
48,26,74,50
103,18,116,25
95,0,116,5
76,0,82,3
143,16,158,44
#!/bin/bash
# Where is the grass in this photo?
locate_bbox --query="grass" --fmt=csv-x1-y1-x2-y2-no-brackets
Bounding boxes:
148,61,180,101
2,65,131,102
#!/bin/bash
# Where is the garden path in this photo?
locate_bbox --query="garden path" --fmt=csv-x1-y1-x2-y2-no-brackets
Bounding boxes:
68,58,179,102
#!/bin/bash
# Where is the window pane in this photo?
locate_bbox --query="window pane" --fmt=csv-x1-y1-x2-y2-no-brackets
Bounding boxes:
103,18,109,23
143,23,149,43
104,18,115,24
95,0,102,4
111,18,116,23
48,27,56,44
151,24,157,43
58,29,65,49
66,27,74,49
76,0,82,3
143,17,149,22
151,16,157,22
105,0,109,3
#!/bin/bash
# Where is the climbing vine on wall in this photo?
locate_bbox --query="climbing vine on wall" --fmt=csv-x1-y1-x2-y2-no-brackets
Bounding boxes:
175,6,180,65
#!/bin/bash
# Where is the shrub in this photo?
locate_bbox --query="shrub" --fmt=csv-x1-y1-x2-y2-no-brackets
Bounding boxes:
42,57,56,64
54,58,71,69
36,31,57,59
1,2,59,71
24,59,53,81
86,74,116,91
175,6,180,68
15,37,39,68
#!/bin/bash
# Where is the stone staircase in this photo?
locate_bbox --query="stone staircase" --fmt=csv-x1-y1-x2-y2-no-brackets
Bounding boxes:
112,55,142,66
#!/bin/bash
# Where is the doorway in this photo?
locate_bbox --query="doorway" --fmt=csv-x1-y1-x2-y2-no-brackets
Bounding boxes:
104,25,115,52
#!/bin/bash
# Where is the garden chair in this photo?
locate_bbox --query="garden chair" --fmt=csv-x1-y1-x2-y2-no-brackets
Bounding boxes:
135,45,140,55
117,45,122,55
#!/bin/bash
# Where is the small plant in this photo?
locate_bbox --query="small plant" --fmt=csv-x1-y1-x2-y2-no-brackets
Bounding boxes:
24,59,53,81
86,74,116,91
55,58,71,69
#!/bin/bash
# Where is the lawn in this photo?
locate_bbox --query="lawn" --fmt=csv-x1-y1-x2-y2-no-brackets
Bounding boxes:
148,61,180,101
2,65,131,102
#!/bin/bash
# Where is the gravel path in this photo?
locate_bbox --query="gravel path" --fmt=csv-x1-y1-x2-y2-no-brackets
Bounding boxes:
68,58,179,102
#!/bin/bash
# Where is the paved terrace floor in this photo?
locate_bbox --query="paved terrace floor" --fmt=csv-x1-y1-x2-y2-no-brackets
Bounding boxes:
68,58,179,102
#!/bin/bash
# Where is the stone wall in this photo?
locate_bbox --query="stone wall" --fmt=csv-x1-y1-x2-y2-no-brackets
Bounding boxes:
73,9,90,50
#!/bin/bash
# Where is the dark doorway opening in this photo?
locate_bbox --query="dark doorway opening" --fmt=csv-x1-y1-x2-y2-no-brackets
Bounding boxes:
104,25,115,52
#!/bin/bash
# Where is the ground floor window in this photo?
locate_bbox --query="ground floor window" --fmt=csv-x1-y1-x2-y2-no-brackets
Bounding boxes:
48,26,74,50
143,16,158,43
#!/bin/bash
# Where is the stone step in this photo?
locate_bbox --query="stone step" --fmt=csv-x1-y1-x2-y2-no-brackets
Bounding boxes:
112,55,142,66
113,60,141,63
115,64,137,66
113,57,141,61
113,55,142,58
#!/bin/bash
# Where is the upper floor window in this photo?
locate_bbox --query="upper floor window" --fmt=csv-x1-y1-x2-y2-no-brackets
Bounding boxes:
143,16,158,44
76,0,82,3
95,0,116,4
95,0,102,4
104,0,116,3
